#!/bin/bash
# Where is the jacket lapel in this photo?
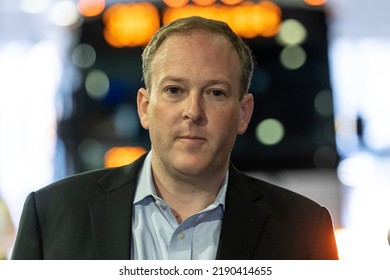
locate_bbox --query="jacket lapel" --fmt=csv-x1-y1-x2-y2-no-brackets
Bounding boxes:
87,155,268,260
88,154,146,259
216,165,270,259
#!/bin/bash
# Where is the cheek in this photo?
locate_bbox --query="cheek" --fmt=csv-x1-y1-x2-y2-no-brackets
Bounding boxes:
153,103,169,120
148,102,176,131
225,104,240,120
212,108,240,134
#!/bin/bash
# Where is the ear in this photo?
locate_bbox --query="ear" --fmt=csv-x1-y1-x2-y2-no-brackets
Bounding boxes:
137,87,150,130
237,93,254,135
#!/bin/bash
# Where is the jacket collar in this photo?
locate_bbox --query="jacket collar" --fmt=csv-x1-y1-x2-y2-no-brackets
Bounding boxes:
88,154,147,259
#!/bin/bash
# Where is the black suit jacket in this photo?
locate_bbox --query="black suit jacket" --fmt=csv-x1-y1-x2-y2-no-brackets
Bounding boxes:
11,154,338,259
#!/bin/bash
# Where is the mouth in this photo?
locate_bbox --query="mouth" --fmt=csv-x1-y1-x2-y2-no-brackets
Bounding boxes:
177,135,206,143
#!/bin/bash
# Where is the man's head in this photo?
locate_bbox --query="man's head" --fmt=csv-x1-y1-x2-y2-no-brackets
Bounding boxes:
137,16,254,181
142,16,254,100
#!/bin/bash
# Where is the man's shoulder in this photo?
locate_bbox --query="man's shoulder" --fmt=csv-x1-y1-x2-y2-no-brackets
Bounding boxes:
230,167,322,209
35,154,147,198
39,168,112,191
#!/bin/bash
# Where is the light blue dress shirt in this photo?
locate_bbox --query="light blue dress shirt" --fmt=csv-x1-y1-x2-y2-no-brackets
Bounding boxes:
131,153,227,260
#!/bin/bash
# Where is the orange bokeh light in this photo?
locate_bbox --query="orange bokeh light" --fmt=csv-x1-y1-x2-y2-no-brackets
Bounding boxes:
103,2,160,47
77,0,105,17
221,0,244,5
103,0,281,48
304,0,328,6
256,0,282,37
104,146,147,168
163,0,190,8
193,0,216,6
163,1,282,39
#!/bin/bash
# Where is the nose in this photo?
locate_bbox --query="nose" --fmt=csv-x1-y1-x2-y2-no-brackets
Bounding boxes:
182,93,205,124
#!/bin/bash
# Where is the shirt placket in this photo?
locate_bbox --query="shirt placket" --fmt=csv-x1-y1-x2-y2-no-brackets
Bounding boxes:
168,224,194,259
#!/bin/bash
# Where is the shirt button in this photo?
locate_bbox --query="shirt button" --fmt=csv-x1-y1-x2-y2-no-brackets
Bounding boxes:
177,232,185,240
155,200,162,207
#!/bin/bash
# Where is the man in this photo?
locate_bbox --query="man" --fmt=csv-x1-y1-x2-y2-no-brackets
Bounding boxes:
12,16,338,260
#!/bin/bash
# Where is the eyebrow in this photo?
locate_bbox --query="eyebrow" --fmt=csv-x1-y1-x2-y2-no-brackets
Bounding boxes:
159,76,187,85
159,75,232,90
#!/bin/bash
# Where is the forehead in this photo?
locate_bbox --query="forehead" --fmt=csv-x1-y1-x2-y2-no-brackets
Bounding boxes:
161,31,230,48
150,31,241,77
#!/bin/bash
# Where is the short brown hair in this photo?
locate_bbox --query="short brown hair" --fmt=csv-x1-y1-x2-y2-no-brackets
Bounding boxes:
141,16,254,99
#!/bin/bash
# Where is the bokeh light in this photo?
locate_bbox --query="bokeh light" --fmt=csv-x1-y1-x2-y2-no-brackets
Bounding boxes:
337,155,375,187
256,118,285,145
163,1,282,39
113,104,140,139
255,0,282,37
163,0,189,8
304,0,328,7
313,146,338,170
277,19,307,46
314,89,333,117
85,70,110,100
78,139,105,169
48,0,81,26
192,0,216,6
104,146,147,168
221,0,244,5
103,2,160,47
72,43,96,69
77,0,106,17
280,45,307,70
20,0,50,14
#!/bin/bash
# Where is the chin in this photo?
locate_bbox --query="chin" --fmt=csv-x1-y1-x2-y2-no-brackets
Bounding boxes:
173,159,209,176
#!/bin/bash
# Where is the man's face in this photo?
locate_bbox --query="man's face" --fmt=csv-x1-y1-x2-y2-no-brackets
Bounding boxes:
137,32,253,178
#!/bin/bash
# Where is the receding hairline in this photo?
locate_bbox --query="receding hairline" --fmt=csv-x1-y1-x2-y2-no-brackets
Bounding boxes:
146,23,238,65
142,16,254,97
150,30,238,62
148,31,241,89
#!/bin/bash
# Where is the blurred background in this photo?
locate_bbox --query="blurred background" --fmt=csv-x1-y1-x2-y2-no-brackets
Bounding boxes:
0,0,389,260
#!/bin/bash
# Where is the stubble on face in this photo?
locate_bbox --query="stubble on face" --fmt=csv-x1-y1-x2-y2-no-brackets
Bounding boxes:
139,32,252,187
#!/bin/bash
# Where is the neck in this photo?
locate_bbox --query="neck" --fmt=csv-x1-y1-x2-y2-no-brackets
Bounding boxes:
151,160,227,223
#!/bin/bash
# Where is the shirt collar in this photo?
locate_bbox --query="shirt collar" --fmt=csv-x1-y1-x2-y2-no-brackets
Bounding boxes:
134,152,228,210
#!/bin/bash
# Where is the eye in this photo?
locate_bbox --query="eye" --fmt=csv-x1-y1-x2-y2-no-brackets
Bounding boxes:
209,90,226,97
165,87,181,95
